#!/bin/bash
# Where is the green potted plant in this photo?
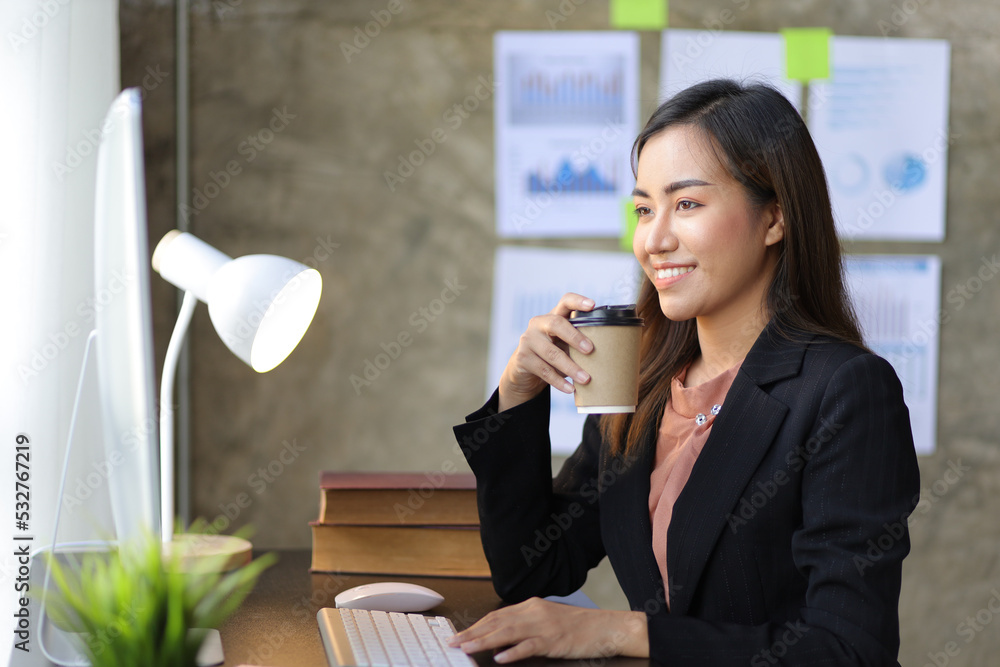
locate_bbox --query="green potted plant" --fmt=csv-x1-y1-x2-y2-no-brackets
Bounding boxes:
43,528,275,667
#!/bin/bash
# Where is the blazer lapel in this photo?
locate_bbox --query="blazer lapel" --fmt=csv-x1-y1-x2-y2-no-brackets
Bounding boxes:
665,327,813,615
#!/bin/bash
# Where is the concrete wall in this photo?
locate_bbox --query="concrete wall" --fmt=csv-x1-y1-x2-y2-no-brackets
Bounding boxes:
121,1,1000,664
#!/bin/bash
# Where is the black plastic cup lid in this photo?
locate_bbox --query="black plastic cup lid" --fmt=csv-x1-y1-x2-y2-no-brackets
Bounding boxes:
568,304,643,327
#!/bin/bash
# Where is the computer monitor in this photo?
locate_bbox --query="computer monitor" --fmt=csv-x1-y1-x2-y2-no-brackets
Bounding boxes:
92,87,160,542
33,86,163,667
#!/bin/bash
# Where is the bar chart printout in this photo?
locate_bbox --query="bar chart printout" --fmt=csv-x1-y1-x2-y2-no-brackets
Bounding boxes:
844,255,940,455
487,247,642,454
510,55,626,126
495,32,639,238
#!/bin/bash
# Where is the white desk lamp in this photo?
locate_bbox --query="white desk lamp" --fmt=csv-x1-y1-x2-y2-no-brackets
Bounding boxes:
152,230,322,566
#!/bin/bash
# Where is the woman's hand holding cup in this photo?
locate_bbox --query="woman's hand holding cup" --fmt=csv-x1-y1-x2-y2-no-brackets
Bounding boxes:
498,293,596,412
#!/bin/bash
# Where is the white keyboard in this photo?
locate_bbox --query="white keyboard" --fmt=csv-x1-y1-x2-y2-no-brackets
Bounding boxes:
318,607,477,667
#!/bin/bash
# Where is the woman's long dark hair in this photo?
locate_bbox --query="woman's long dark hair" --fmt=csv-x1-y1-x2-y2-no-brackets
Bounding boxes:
601,79,865,457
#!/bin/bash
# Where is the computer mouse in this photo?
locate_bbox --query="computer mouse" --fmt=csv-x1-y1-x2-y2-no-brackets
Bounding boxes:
334,582,445,613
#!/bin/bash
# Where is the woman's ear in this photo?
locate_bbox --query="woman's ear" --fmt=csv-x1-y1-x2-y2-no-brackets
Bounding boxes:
764,201,785,247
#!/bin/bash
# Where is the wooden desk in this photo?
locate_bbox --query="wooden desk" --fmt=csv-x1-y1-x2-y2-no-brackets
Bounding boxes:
219,550,647,667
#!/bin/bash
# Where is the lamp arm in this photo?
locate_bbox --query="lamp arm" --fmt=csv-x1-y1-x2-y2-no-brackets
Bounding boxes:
161,290,199,544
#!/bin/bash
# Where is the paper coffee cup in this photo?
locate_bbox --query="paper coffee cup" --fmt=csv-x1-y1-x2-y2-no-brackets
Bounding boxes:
568,305,643,414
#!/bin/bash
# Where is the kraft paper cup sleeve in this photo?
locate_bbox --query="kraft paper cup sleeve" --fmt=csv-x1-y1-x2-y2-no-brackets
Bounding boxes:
568,308,641,414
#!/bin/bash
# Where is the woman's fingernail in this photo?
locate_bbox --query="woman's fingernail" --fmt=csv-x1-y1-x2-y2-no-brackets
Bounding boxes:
576,370,590,383
582,299,595,308
494,651,510,663
581,340,593,353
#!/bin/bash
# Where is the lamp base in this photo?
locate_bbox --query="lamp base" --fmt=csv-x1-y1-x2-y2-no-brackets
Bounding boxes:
164,533,253,573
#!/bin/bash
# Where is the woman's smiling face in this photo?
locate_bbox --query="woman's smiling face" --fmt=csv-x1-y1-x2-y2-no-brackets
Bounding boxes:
631,124,785,329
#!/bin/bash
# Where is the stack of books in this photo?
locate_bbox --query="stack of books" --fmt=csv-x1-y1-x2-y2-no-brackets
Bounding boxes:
310,471,490,578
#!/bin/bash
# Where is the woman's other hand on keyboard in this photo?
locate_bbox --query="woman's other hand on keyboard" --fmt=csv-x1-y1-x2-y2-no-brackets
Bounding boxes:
446,597,648,663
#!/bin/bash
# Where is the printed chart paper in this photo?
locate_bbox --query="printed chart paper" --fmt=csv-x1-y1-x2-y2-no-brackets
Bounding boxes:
810,37,950,241
659,29,801,108
495,32,639,238
844,255,941,455
487,247,642,454
659,31,950,242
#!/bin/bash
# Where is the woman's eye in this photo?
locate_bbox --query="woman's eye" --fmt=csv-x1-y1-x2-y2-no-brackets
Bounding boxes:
634,205,652,218
677,200,701,211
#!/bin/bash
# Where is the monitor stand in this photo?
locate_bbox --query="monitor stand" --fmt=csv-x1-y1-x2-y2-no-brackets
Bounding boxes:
29,332,230,667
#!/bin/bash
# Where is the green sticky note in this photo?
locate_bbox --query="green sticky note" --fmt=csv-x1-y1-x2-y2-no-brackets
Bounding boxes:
610,0,667,30
620,198,637,252
782,28,831,81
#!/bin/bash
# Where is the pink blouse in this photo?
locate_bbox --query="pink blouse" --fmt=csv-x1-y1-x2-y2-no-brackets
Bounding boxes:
648,361,741,607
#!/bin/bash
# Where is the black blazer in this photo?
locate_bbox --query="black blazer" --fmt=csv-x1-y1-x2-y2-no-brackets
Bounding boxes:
454,325,920,666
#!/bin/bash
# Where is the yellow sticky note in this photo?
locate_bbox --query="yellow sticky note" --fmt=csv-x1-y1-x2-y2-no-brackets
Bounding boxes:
620,198,637,252
782,28,832,82
610,0,667,30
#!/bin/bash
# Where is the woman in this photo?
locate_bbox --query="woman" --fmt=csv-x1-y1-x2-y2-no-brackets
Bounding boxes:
450,79,919,666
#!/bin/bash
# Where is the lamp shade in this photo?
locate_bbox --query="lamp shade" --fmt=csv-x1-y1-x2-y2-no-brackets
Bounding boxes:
208,255,322,372
152,231,322,372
